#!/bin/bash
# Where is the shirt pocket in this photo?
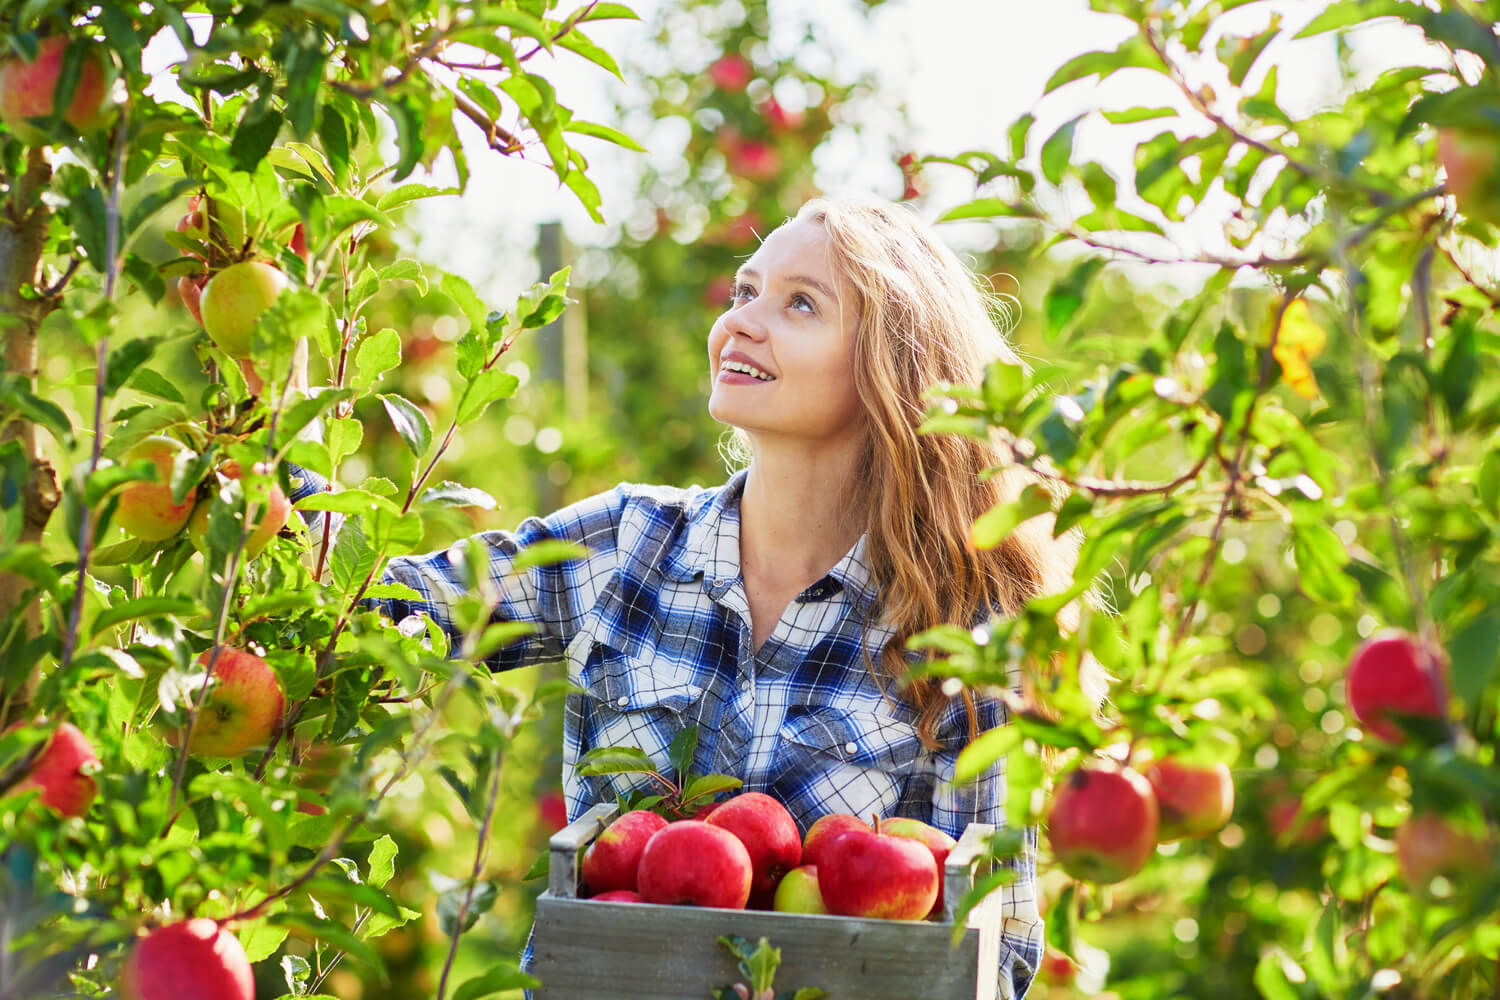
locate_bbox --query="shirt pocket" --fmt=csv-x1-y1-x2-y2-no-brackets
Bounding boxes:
770,703,924,832
570,642,706,803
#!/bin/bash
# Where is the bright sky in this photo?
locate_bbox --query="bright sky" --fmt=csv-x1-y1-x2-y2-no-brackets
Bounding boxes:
144,1,1440,301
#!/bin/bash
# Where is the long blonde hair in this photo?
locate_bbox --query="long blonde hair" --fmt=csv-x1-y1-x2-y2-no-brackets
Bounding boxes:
789,197,1083,747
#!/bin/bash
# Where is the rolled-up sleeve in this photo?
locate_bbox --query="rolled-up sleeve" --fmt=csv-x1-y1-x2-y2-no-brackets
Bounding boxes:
288,465,625,672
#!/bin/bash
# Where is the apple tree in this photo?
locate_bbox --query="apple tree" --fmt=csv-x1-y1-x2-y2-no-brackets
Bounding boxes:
0,1,639,996
916,2,1500,997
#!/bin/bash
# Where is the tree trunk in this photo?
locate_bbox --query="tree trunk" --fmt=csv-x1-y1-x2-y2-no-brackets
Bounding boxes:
0,145,61,722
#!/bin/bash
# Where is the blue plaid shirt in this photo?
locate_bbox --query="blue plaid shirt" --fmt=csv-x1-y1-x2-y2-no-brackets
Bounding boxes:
294,468,1042,996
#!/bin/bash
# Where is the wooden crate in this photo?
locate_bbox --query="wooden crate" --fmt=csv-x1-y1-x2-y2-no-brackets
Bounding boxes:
531,802,1005,1000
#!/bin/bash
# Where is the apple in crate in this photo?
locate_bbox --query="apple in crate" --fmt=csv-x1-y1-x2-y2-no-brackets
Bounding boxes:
636,820,753,909
581,809,667,895
883,817,957,916
706,791,802,903
771,865,828,914
802,812,870,870
817,817,939,920
589,889,644,903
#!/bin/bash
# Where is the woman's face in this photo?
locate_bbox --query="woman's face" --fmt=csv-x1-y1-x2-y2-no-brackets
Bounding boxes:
706,219,865,453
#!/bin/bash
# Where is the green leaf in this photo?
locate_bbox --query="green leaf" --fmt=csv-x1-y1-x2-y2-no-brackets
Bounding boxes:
441,271,488,334
420,483,498,509
562,118,645,151
1043,37,1166,94
355,328,402,390
1448,613,1500,708
379,394,432,458
511,539,587,572
969,485,1053,551
1293,0,1409,38
451,965,541,1000
377,184,459,213
680,773,743,805
1101,106,1178,124
938,198,1035,222
954,724,1021,784
557,30,624,81
575,745,657,777
947,869,1015,945
91,596,197,637
381,94,425,182
668,726,699,780
455,368,520,425
1479,449,1500,518
270,912,386,979
1291,522,1356,604
230,107,284,173
1041,116,1082,186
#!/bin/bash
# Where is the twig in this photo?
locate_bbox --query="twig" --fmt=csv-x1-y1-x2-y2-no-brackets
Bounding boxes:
435,750,504,1000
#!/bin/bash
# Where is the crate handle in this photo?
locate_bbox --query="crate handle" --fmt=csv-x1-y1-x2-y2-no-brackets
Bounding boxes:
942,822,996,925
548,801,620,898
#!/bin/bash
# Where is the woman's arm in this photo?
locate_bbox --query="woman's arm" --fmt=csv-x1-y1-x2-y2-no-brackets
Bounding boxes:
288,466,624,671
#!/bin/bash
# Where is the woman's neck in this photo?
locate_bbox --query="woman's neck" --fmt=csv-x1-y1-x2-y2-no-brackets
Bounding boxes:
737,441,868,589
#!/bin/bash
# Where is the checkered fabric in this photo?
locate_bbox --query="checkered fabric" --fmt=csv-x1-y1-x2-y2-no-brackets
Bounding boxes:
290,468,1043,997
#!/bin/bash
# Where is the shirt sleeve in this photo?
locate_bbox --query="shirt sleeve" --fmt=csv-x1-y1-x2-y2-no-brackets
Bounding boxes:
929,696,1044,1000
287,464,625,672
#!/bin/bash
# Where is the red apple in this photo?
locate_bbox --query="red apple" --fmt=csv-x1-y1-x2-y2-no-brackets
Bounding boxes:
176,647,284,758
1046,765,1159,884
760,96,803,132
1346,632,1447,744
581,809,668,895
1143,759,1234,842
1438,127,1500,224
200,259,291,359
115,436,197,541
119,918,253,1000
636,820,753,909
727,139,780,180
707,54,752,92
538,790,568,833
187,460,291,559
802,812,870,871
1039,949,1076,986
1267,797,1327,846
0,37,113,143
177,274,207,326
771,864,827,914
882,817,957,915
706,792,802,902
6,721,98,818
588,889,643,903
817,817,939,920
1396,812,1492,896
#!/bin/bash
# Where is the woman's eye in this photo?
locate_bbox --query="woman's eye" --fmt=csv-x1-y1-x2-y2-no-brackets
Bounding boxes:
791,293,814,312
731,283,755,302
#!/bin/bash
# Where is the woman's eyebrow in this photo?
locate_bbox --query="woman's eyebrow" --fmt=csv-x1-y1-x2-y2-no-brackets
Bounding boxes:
735,267,837,303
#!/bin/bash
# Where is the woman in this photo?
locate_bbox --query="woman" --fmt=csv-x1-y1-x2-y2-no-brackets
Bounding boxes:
312,197,1080,997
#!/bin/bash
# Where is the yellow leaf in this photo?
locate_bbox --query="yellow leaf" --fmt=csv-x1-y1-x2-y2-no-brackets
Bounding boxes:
1273,299,1325,398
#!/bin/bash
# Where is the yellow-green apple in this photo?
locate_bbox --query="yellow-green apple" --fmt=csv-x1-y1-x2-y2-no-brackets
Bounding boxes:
816,816,939,920
1143,759,1234,842
1395,812,1493,897
636,820,753,909
1438,128,1500,224
199,259,290,359
706,791,802,904
882,817,957,916
771,864,827,914
581,809,668,895
175,647,284,758
5,721,98,817
115,436,197,541
588,889,643,902
0,37,113,143
802,812,870,871
187,460,291,559
119,918,253,1000
1345,632,1447,744
1046,765,1159,883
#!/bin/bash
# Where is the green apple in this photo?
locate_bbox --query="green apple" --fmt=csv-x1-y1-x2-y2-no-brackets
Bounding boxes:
115,436,197,541
771,864,827,914
174,647,284,758
199,260,289,359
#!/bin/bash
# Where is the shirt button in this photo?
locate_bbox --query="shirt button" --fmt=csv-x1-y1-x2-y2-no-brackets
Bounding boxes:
740,679,751,692
616,696,628,707
844,741,858,754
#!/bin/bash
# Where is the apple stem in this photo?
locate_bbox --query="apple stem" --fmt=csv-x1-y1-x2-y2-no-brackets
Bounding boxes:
872,814,881,836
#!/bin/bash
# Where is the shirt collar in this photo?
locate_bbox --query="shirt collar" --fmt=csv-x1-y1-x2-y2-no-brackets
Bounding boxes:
660,469,878,613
